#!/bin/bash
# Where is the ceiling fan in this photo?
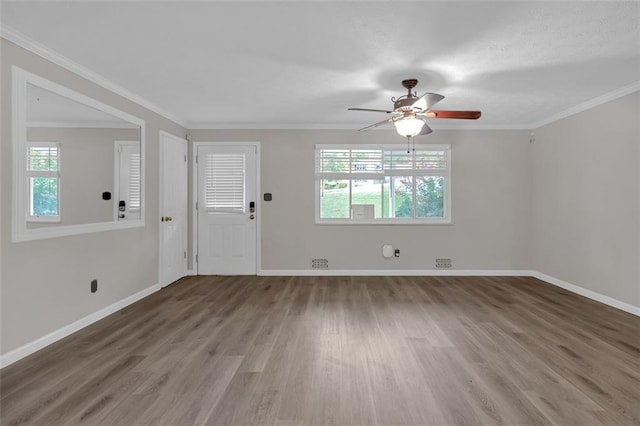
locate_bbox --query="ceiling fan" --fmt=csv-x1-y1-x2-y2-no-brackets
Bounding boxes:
348,79,481,138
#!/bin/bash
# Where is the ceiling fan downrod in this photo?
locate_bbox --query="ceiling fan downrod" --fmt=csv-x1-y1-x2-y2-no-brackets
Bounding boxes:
401,79,418,98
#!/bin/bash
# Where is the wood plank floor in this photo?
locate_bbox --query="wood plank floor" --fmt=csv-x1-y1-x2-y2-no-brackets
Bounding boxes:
1,276,639,425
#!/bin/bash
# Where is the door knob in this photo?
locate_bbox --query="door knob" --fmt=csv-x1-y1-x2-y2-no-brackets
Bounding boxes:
161,216,173,222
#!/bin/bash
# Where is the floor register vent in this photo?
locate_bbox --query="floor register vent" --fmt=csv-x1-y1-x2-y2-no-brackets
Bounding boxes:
311,258,329,269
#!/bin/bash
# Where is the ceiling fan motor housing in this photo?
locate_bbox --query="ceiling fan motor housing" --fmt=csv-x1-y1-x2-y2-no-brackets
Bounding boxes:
394,97,420,111
394,79,421,111
347,78,481,133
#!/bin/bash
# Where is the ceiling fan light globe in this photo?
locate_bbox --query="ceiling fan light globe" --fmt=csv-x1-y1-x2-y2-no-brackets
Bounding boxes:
394,117,424,137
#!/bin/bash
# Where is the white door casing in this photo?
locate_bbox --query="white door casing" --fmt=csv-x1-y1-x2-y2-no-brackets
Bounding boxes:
195,142,259,275
159,131,188,287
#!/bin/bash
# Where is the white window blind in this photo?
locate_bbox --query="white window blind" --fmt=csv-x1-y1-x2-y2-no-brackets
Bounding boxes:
27,144,59,174
115,142,141,219
316,146,448,176
204,153,246,213
382,150,413,171
128,152,141,211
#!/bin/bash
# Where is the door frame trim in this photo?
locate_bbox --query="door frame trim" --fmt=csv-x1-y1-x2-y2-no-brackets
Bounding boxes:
192,141,261,275
159,130,188,287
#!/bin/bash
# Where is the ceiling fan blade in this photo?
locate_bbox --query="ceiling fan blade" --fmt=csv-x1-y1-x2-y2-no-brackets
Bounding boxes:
348,107,394,113
358,117,394,131
418,121,432,136
412,92,444,111
427,110,482,119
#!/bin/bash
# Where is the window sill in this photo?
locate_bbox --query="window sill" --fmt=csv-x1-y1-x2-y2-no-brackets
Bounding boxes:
315,219,452,225
26,216,61,223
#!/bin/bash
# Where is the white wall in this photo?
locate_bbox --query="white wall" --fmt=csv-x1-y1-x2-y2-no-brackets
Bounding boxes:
1,39,186,355
531,91,640,307
190,129,533,272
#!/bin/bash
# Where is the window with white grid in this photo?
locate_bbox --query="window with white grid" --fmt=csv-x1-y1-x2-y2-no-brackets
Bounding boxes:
26,142,60,222
315,144,451,224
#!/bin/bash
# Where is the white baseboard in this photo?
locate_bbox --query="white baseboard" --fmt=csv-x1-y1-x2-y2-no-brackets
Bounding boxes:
3,269,637,369
0,283,161,369
258,269,533,276
259,268,639,317
531,271,640,317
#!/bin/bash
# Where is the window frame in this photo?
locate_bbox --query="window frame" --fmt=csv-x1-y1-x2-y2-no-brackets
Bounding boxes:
26,141,61,223
315,144,452,225
12,66,146,243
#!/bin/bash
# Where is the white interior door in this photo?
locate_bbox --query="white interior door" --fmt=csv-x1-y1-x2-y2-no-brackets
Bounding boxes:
159,132,187,287
196,143,258,275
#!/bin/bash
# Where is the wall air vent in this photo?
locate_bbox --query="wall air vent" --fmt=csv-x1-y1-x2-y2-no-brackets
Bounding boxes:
435,258,452,269
311,258,329,269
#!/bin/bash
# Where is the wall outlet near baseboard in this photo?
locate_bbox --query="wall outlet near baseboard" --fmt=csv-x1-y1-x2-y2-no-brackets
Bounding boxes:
436,258,452,269
311,258,329,269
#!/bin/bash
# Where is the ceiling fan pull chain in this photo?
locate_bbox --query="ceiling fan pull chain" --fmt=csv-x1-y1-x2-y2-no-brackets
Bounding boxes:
407,136,411,153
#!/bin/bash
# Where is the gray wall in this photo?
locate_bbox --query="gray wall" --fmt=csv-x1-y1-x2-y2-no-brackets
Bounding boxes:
1,39,186,354
27,127,140,227
2,37,637,360
190,129,533,271
531,92,640,307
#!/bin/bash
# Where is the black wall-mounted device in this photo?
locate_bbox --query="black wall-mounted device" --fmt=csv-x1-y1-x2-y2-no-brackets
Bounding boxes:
264,193,272,201
102,192,111,200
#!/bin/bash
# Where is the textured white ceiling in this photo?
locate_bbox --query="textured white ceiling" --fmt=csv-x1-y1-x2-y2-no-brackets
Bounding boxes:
2,1,639,130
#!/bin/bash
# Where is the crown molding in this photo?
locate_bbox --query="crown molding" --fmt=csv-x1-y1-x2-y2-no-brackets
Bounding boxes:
186,122,531,131
1,25,188,128
3,24,636,133
531,81,640,129
186,83,640,131
27,121,139,129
